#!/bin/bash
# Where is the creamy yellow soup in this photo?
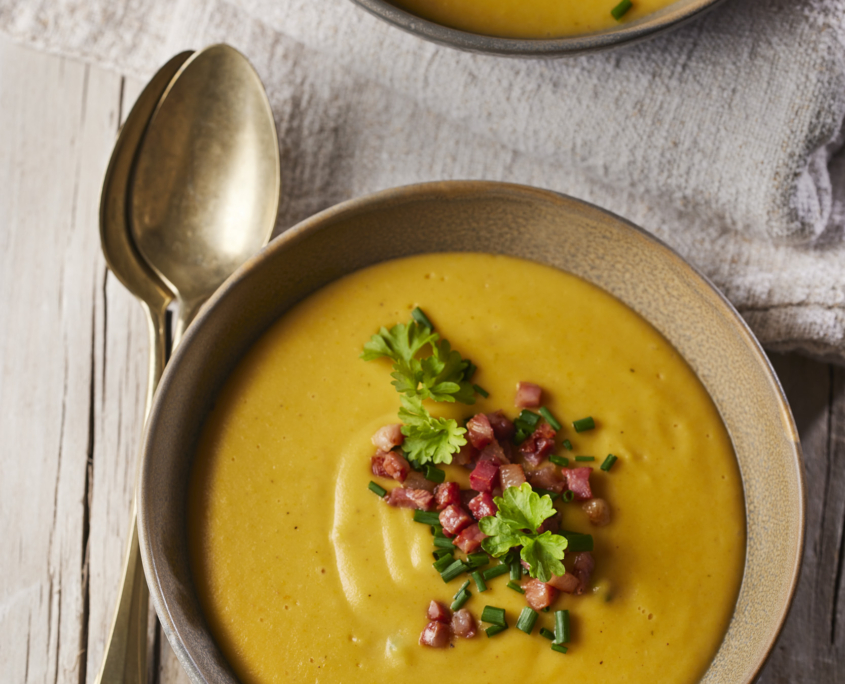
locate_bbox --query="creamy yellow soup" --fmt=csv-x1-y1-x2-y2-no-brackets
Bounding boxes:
390,0,677,39
189,253,745,684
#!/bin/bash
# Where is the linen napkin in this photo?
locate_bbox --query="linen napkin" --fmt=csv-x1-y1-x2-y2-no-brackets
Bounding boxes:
3,0,845,360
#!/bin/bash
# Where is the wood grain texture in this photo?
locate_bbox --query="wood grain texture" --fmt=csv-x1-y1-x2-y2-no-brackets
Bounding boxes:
0,34,843,684
0,38,119,684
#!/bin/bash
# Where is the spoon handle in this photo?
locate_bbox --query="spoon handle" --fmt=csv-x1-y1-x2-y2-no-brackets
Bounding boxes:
95,302,168,684
172,295,207,349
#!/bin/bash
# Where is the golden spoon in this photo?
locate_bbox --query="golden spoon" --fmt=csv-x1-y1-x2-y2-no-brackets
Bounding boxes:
97,50,193,684
130,44,281,345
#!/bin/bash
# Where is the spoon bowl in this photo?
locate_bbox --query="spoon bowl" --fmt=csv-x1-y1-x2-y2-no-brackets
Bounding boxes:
130,44,281,341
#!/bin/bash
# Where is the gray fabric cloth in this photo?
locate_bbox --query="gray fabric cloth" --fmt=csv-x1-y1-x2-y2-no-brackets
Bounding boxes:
4,0,845,359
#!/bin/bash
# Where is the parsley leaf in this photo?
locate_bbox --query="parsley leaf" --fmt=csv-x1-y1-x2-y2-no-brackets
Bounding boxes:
361,311,478,465
520,533,567,583
398,395,466,465
479,483,568,582
495,482,558,532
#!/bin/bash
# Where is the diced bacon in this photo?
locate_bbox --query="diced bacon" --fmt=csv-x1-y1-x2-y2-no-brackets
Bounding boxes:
468,492,498,520
515,382,542,408
547,572,581,594
419,620,450,647
427,600,451,623
525,464,565,491
469,460,499,493
439,504,474,537
459,488,477,507
487,410,515,442
519,422,557,466
538,511,561,535
451,609,477,638
371,452,391,478
572,552,595,594
499,463,526,490
405,470,436,493
582,498,610,526
454,523,487,553
386,487,434,511
564,467,593,500
478,441,510,465
523,578,558,611
452,441,478,467
434,482,461,510
467,413,495,450
499,440,516,463
371,424,404,451
382,451,410,482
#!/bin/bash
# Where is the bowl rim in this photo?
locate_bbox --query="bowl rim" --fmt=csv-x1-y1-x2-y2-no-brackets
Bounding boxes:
349,0,729,57
138,179,805,684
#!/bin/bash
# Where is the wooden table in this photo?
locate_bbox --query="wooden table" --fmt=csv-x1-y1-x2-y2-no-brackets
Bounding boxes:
1,35,842,683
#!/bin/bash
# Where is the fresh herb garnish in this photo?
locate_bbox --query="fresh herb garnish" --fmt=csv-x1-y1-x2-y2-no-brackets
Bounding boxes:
611,0,632,20
479,483,568,583
361,312,479,464
601,454,618,471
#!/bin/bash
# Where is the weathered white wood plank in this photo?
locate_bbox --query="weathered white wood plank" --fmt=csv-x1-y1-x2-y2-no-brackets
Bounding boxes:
759,354,845,682
0,37,121,684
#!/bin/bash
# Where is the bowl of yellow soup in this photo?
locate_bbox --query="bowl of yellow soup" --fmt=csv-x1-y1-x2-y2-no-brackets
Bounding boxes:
350,0,727,56
138,180,803,684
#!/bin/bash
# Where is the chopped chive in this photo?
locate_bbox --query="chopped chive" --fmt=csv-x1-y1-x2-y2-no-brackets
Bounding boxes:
433,549,451,560
451,588,471,611
506,581,525,594
516,607,539,634
473,384,490,398
550,455,569,467
411,306,433,330
562,490,575,503
471,570,488,592
560,531,594,552
509,560,522,581
540,627,556,640
517,410,541,428
542,607,550,613
551,643,569,654
467,552,490,568
482,563,510,581
486,624,508,637
562,439,573,451
573,416,595,433
601,454,618,471
464,361,477,381
424,465,446,483
432,525,446,537
368,481,387,497
433,554,455,572
513,428,529,444
554,610,570,644
611,0,632,21
434,537,457,551
454,579,471,598
575,455,595,462
539,407,562,431
413,510,441,526
534,488,560,501
441,559,467,582
481,606,507,626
